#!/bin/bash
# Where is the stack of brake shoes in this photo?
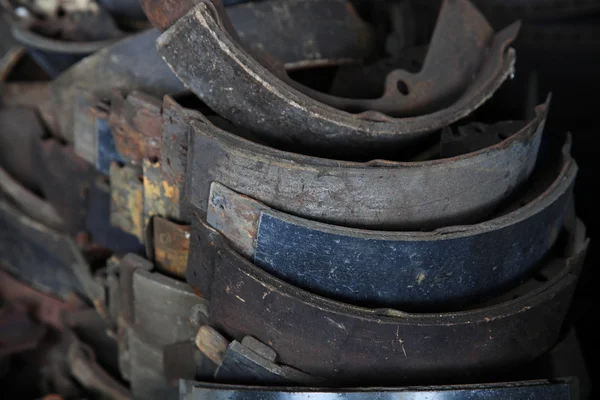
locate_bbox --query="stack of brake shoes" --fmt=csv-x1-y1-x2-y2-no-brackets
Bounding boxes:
0,0,590,399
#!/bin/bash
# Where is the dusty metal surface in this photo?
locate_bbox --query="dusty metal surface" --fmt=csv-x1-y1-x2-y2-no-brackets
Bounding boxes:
110,90,163,165
142,0,374,70
160,96,205,222
179,379,579,399
206,129,575,310
109,163,144,241
186,216,588,384
152,216,191,278
117,254,209,400
50,29,186,143
187,101,548,230
157,0,518,156
144,159,182,226
225,0,374,70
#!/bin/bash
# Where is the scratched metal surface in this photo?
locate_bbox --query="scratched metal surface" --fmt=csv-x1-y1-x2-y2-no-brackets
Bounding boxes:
157,1,517,156
208,132,575,310
179,379,578,400
188,101,548,230
186,217,588,383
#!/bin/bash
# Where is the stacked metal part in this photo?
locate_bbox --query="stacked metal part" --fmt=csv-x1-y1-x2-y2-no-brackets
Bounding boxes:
0,0,591,399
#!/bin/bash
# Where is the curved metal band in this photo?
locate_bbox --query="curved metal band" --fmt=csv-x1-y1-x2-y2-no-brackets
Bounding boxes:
186,101,548,230
179,380,579,400
205,130,575,309
186,217,588,384
157,1,518,155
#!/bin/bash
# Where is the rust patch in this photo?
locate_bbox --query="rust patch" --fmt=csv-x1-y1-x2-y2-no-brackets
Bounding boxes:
109,90,163,165
109,163,144,240
153,217,191,278
143,158,181,225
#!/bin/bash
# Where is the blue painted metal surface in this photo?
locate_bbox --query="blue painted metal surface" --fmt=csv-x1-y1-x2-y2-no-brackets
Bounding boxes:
96,118,124,175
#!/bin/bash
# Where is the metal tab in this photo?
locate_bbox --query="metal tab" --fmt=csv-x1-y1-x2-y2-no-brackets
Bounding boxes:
110,163,144,241
153,217,191,278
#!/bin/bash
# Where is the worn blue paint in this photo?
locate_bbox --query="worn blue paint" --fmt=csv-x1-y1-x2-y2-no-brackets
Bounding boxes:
96,118,124,175
254,187,570,310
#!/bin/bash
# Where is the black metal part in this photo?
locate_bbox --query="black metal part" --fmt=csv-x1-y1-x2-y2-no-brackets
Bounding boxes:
186,215,588,384
225,0,374,70
179,379,579,400
214,336,322,385
156,1,518,156
184,101,548,230
0,200,89,301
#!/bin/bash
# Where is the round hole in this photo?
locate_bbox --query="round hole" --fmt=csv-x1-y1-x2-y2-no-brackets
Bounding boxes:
451,129,462,138
397,80,410,95
498,132,510,140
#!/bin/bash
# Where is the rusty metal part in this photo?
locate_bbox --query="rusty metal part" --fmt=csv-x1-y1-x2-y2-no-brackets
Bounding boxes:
85,176,145,254
110,90,163,165
293,0,493,115
184,100,548,230
152,217,191,278
180,379,580,399
157,1,518,156
205,129,575,310
38,139,95,236
160,96,205,222
143,158,184,227
195,325,228,366
117,254,209,399
0,305,46,358
187,215,588,384
110,163,144,241
50,29,185,143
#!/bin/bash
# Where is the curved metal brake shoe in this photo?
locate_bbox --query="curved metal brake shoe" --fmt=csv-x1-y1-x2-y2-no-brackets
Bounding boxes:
183,99,548,230
179,379,580,400
52,0,374,143
473,0,600,23
205,128,575,310
186,216,588,384
157,0,518,155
